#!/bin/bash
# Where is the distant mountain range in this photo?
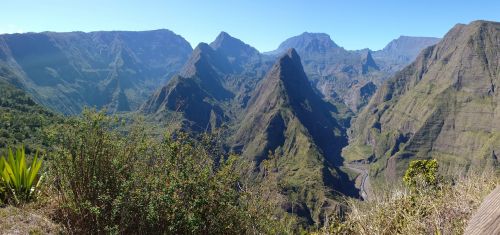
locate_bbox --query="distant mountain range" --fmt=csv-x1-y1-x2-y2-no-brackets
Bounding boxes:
266,32,440,111
372,35,441,72
0,29,438,114
0,29,192,114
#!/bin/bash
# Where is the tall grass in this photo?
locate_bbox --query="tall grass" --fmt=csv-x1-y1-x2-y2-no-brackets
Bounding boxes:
320,167,498,234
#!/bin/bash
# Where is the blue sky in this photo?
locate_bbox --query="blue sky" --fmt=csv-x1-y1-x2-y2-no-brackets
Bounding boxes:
1,0,499,51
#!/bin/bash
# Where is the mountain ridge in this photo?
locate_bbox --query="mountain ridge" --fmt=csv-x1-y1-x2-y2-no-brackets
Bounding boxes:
232,48,357,224
344,20,499,183
264,32,440,111
0,29,193,114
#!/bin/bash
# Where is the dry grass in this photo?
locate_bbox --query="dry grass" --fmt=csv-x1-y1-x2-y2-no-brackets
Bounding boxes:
320,168,499,235
0,205,62,235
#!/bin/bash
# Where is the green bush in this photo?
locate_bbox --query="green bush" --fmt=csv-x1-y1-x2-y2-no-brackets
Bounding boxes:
403,159,440,191
0,146,44,205
48,109,282,234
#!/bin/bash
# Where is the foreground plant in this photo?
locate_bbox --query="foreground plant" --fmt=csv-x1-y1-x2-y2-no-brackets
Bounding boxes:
48,109,285,234
403,159,441,191
0,146,44,204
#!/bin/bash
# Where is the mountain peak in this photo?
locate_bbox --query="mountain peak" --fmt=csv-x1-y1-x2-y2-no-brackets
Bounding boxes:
379,36,440,54
209,31,260,63
299,32,334,41
361,51,379,74
467,19,499,32
210,31,235,46
180,42,233,77
372,35,441,69
232,47,351,220
209,31,258,53
269,32,339,55
193,42,213,54
285,47,299,58
271,48,308,85
280,48,301,65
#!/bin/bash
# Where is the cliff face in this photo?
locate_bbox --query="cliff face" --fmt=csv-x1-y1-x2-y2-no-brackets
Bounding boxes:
372,36,441,73
0,30,193,114
344,20,500,182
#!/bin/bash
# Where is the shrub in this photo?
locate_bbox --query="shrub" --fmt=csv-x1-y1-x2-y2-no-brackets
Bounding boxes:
403,159,440,191
0,146,44,205
47,109,282,234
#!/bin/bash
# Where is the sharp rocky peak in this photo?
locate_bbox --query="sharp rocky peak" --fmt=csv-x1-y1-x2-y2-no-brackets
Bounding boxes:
209,31,259,55
280,48,302,66
271,48,306,81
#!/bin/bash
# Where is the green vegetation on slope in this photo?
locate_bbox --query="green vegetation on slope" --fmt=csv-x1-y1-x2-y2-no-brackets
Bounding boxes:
345,20,500,186
232,49,357,226
0,79,60,153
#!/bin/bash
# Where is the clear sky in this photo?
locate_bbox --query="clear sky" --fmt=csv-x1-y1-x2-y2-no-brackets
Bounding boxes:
1,0,499,52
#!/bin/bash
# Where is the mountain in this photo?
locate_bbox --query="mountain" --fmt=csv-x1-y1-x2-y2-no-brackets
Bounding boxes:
361,51,380,74
267,32,340,55
142,34,357,224
266,33,441,112
344,20,499,184
0,29,192,114
233,48,346,164
141,32,273,131
140,43,232,131
373,36,441,72
268,33,383,111
232,49,357,224
266,32,438,112
209,31,261,67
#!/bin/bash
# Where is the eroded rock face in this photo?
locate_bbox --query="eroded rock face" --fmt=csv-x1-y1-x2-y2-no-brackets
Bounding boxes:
345,20,500,182
345,81,377,113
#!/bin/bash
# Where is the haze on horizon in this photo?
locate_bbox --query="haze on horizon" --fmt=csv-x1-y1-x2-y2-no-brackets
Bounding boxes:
0,0,499,51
